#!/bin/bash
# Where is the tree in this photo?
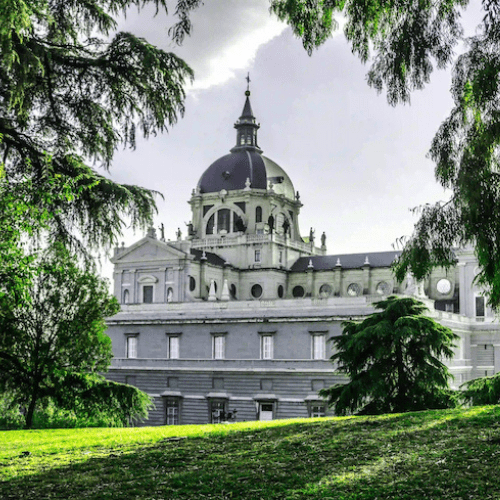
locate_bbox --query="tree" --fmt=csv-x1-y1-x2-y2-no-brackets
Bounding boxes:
270,0,500,309
320,296,459,415
0,0,201,253
0,241,127,429
461,372,500,406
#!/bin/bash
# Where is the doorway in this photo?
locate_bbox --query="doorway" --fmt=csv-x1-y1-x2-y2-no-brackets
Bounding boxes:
259,403,274,421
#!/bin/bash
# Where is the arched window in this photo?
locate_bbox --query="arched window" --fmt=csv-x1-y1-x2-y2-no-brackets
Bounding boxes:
277,285,284,298
167,287,174,303
189,276,196,292
255,206,262,223
217,209,230,233
123,289,130,304
206,214,215,235
293,286,305,298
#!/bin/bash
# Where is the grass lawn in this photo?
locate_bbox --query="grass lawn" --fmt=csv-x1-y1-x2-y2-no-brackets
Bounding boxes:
2,406,500,499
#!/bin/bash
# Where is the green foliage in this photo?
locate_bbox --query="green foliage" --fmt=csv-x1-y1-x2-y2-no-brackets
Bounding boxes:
270,0,467,104
395,21,500,309
270,1,500,310
461,372,500,406
51,372,154,427
321,296,459,415
270,0,338,55
0,0,197,253
0,238,121,428
0,376,153,429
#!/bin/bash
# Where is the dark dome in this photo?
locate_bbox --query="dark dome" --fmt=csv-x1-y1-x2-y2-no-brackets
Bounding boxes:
197,150,267,193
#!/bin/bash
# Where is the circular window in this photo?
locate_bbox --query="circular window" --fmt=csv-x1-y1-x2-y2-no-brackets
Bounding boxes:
189,276,196,292
293,286,305,298
376,281,390,295
347,283,361,297
437,278,452,294
319,284,332,298
230,284,237,299
251,284,263,298
277,285,284,298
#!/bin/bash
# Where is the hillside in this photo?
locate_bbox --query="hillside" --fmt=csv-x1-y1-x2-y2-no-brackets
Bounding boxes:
2,406,500,499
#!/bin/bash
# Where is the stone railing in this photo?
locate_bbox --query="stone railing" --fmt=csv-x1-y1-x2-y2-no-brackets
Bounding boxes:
191,233,322,254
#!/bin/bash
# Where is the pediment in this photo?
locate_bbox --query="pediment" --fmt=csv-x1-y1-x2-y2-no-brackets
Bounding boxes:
111,237,188,265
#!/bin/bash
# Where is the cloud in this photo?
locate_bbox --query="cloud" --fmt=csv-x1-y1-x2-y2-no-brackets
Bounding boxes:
116,1,287,91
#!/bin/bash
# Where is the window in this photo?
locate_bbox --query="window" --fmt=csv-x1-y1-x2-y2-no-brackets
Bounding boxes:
476,296,485,318
123,289,130,304
230,284,237,299
166,398,180,425
210,400,227,423
277,285,284,298
167,287,174,303
213,335,225,359
143,285,153,303
309,403,326,418
206,214,215,235
168,336,180,359
279,250,283,264
347,283,361,297
261,335,274,360
312,334,326,359
251,284,263,298
255,249,261,263
319,284,332,298
255,206,262,223
126,336,137,358
217,209,230,233
189,276,196,292
293,286,305,298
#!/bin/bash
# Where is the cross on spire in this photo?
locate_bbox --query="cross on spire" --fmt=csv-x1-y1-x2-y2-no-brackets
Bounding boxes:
246,72,251,93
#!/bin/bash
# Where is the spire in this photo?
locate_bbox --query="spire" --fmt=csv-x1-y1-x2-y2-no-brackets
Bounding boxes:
230,74,262,153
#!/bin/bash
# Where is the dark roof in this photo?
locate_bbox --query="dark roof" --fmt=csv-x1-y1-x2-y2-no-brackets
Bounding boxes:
241,96,254,118
197,150,267,193
190,248,227,267
290,251,402,272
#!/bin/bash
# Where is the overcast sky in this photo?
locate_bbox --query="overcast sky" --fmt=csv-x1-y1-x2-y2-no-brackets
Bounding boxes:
102,0,483,279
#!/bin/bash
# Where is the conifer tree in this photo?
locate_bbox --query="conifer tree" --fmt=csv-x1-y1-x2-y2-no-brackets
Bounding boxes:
321,296,459,415
0,0,201,251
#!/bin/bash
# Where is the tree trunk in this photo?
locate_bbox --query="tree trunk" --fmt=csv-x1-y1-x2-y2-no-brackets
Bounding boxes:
24,385,39,429
395,339,407,412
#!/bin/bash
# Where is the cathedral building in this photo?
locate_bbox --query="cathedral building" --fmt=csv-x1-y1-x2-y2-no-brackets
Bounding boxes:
105,90,500,426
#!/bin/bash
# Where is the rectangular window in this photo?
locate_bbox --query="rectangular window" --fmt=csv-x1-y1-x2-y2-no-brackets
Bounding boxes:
255,250,261,263
211,401,226,424
261,335,274,359
169,336,180,359
166,398,180,425
310,403,326,418
312,335,326,360
143,285,153,303
126,336,137,358
279,250,283,264
213,335,225,359
476,296,485,317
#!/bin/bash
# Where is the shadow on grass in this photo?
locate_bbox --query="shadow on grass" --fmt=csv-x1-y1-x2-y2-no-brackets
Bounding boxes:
3,407,500,500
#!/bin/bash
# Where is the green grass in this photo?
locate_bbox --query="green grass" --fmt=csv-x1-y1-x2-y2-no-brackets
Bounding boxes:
2,406,500,499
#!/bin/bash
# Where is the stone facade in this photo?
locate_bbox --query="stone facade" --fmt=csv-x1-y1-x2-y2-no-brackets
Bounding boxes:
105,92,500,426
